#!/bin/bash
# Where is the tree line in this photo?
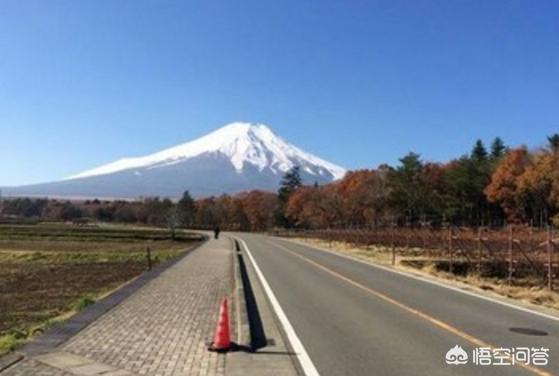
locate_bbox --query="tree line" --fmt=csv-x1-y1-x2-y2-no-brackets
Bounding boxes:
1,134,558,230
0,191,277,231
286,135,559,228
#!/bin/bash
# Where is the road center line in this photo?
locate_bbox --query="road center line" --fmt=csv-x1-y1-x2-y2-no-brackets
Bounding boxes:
268,239,552,376
237,238,320,376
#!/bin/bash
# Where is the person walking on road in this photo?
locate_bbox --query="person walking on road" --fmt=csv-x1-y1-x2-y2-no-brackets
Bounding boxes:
214,226,221,239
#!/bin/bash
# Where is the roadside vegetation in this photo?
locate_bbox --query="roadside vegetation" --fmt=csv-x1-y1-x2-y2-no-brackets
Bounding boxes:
0,223,201,354
289,236,559,312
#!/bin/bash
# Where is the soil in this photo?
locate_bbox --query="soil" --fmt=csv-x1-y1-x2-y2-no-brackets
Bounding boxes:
0,261,144,333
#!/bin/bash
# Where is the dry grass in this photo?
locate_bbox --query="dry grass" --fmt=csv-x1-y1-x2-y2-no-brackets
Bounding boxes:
0,240,188,264
291,237,559,312
0,223,202,354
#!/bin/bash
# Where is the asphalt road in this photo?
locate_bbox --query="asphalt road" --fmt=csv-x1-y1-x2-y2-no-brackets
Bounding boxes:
235,233,558,376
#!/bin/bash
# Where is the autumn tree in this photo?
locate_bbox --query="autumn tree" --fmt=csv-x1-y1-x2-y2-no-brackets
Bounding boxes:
336,169,390,226
317,184,345,227
285,186,322,228
223,196,250,230
515,135,559,225
241,190,277,231
516,153,555,225
549,135,559,225
286,184,344,229
485,148,531,222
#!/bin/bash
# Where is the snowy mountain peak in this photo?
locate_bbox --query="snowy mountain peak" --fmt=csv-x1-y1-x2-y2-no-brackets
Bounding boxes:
67,122,346,181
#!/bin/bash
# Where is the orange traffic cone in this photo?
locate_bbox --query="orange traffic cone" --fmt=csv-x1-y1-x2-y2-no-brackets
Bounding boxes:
208,297,232,352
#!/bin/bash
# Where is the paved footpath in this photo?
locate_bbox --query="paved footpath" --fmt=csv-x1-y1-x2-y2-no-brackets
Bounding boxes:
2,236,233,376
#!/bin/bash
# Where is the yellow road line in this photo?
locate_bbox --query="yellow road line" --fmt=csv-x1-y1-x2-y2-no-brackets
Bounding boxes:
268,240,553,376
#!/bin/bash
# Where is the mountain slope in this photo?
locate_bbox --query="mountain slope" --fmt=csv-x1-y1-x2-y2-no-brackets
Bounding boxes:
4,122,346,199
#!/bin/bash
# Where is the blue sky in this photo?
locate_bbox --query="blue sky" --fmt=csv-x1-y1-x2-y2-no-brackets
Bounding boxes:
1,0,558,185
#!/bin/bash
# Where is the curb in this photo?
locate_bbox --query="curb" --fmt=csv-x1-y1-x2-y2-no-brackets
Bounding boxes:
17,235,208,358
232,239,252,350
0,353,23,373
231,237,305,376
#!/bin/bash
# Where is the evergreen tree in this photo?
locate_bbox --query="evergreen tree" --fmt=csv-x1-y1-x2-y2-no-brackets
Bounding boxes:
490,137,506,160
178,190,195,227
60,202,82,221
276,166,303,227
444,155,491,225
547,133,559,153
471,139,488,162
387,153,427,221
278,166,303,204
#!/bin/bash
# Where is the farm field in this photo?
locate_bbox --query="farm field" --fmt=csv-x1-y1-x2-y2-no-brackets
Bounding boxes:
0,223,203,353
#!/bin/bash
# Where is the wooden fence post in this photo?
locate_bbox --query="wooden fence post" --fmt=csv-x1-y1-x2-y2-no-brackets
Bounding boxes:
508,225,513,286
391,223,396,266
548,226,554,291
448,226,453,274
405,217,410,251
477,227,482,275
146,246,152,271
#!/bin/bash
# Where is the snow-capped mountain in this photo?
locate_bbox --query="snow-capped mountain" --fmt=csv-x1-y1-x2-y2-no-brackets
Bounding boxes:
4,122,346,199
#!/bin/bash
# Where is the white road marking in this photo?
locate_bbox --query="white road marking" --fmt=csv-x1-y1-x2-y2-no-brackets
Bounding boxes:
237,238,320,376
276,237,559,323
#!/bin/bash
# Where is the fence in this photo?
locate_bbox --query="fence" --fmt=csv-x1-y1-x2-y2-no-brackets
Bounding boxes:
277,225,558,290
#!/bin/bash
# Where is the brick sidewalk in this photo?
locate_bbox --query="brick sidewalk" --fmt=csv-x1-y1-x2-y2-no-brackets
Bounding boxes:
3,236,233,376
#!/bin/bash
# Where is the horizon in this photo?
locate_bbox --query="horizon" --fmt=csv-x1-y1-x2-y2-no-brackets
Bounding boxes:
1,120,555,189
2,1,558,185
